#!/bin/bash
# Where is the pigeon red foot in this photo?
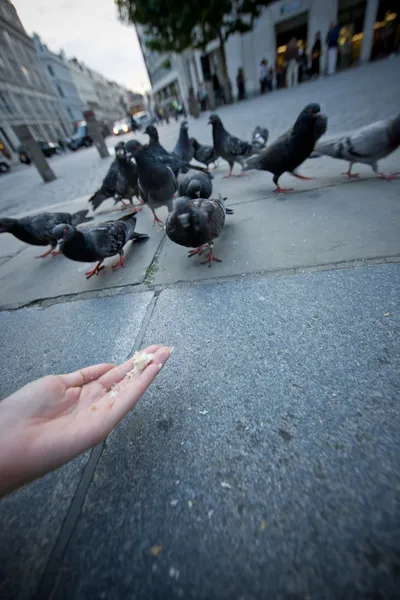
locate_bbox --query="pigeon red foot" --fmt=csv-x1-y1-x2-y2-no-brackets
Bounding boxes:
36,248,58,259
201,244,221,267
112,255,125,271
152,210,164,228
377,172,399,181
85,262,104,279
291,172,312,180
273,186,294,193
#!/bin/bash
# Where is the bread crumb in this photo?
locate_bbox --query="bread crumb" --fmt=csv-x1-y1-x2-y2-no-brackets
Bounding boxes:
125,351,155,379
150,545,162,557
90,405,97,412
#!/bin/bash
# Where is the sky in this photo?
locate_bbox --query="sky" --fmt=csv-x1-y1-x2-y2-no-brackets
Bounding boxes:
13,0,151,92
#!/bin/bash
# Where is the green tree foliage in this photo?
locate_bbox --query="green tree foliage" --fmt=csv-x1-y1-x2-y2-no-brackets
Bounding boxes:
115,0,272,71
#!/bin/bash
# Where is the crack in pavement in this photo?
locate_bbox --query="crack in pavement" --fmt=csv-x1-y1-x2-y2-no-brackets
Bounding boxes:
1,254,399,312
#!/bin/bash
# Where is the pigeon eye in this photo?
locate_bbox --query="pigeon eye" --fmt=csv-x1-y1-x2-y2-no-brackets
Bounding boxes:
64,228,68,234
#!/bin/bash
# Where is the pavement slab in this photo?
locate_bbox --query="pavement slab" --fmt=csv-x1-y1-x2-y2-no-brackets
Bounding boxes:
0,292,154,600
154,176,400,285
0,206,165,309
50,264,400,599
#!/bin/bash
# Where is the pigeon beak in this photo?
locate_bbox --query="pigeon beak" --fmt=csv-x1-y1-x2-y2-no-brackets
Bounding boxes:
207,119,211,125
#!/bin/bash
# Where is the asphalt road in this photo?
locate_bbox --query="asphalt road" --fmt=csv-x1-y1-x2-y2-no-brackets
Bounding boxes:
0,57,399,600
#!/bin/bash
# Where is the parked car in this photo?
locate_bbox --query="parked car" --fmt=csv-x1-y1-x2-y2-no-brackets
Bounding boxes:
68,122,93,151
133,111,153,130
112,118,131,136
18,140,63,164
0,155,11,174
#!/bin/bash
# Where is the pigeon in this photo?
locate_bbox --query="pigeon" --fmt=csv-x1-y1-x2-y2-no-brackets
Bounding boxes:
172,120,194,162
177,169,213,199
250,126,269,154
190,138,219,169
244,103,327,192
125,139,177,227
140,126,208,177
144,125,170,159
0,210,93,258
89,142,139,211
52,209,148,279
310,113,400,179
166,194,234,266
208,114,253,177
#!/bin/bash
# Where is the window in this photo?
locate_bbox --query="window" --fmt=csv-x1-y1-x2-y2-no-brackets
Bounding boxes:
57,85,64,98
8,59,21,82
47,64,54,77
67,106,73,118
21,65,32,83
0,92,13,114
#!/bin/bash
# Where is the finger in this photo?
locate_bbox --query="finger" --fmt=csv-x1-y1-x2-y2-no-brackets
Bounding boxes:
103,346,172,427
97,345,163,391
60,363,116,388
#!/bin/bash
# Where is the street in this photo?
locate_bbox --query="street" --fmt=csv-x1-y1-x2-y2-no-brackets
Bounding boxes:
0,57,400,600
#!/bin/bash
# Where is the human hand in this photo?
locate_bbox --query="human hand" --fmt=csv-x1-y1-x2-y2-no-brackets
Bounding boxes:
0,345,172,497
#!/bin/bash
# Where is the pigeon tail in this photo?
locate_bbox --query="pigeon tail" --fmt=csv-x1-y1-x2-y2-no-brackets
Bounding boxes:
88,190,108,211
71,209,93,226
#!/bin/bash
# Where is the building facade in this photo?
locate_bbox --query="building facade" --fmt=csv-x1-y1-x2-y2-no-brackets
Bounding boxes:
137,0,398,105
0,0,71,162
33,34,84,131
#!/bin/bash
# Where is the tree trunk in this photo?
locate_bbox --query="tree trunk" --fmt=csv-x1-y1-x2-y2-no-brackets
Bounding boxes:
218,28,233,104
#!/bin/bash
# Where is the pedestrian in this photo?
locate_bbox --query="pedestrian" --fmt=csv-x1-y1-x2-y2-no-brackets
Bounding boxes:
285,37,299,88
197,83,208,111
172,98,180,122
275,59,285,89
326,22,340,75
0,345,172,498
212,73,223,107
311,31,321,78
258,59,270,94
236,67,246,100
298,46,308,82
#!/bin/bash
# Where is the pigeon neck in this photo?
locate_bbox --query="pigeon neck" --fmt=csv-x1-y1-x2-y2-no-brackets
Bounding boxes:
2,218,18,234
389,114,400,148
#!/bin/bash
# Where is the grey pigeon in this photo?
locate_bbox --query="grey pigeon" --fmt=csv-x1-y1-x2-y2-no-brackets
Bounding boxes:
250,126,269,154
125,139,177,227
166,194,234,266
244,103,327,192
172,120,194,162
177,169,213,199
311,113,400,179
208,114,253,177
52,210,148,279
0,209,93,258
190,137,218,169
89,142,139,211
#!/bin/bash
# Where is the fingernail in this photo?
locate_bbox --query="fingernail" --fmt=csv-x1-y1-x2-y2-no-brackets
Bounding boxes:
158,363,163,370
166,346,174,354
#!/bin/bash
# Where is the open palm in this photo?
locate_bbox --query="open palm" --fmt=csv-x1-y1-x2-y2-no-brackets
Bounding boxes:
0,345,171,497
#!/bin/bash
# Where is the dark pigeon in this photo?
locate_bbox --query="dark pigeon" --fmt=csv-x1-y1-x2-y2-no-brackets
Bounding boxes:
311,112,400,179
244,103,327,192
52,210,148,279
0,209,93,258
125,139,177,227
172,120,194,162
250,126,269,154
166,194,234,266
144,125,170,159
89,142,139,211
140,126,208,177
177,169,213,199
208,113,253,177
190,138,219,169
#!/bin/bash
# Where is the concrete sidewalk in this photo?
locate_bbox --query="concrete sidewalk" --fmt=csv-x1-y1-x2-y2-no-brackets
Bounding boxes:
1,264,399,599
